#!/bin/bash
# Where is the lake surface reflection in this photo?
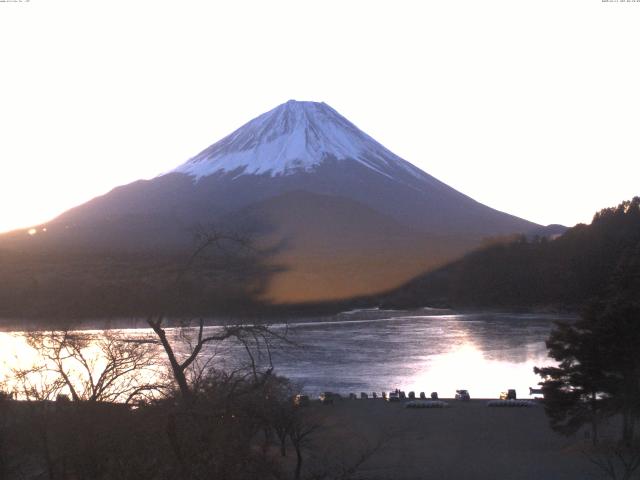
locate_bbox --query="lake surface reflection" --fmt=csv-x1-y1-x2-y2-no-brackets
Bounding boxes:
0,311,570,400
262,312,567,399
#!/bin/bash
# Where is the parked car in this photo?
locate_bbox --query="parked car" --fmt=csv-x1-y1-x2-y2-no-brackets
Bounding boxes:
455,389,470,401
293,394,310,407
499,389,517,400
387,391,400,402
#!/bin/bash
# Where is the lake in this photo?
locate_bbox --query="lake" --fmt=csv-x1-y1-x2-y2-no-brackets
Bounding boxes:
263,310,568,399
0,310,571,400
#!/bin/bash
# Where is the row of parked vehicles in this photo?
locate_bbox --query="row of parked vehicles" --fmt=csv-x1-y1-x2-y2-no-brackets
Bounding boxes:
296,389,523,405
307,389,474,404
387,391,441,402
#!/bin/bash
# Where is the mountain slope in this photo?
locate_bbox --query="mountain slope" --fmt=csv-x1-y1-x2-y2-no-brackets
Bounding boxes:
224,190,476,302
0,100,542,309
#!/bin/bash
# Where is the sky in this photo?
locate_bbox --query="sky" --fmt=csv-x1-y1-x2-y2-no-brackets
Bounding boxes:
0,0,638,233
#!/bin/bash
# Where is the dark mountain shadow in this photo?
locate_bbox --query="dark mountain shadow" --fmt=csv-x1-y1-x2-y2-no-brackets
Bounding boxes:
0,229,289,327
218,189,481,303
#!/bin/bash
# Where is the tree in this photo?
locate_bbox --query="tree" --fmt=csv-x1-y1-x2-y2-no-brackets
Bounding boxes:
535,234,640,447
584,441,640,480
145,227,290,403
289,409,321,480
146,316,284,404
140,228,294,479
534,317,610,443
255,375,297,457
0,388,13,480
585,236,640,446
535,306,640,446
6,330,167,479
588,294,640,444
16,329,163,404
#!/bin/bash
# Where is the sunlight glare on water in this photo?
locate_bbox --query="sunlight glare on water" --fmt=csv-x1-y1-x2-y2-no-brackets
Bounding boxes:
0,312,567,400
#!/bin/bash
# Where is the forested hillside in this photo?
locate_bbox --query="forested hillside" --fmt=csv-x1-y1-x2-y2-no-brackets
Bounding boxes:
383,197,640,310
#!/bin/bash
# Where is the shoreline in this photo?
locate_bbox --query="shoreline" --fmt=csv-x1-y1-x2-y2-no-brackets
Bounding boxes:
0,306,578,332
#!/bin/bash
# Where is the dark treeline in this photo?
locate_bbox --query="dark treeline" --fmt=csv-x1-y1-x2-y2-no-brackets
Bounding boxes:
382,197,640,310
533,202,640,478
0,367,341,480
0,226,377,325
0,229,285,321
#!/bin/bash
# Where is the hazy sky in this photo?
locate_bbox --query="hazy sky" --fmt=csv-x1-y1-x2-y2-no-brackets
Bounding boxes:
1,1,638,233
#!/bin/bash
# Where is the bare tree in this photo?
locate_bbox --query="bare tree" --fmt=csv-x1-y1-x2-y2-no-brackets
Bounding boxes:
303,433,389,480
10,363,66,402
18,329,164,404
146,227,291,403
0,386,12,480
138,228,296,479
583,441,640,480
146,316,290,403
289,411,322,480
9,361,66,480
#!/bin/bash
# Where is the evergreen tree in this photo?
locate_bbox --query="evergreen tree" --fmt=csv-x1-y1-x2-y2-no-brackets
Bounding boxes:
534,318,610,444
590,238,640,445
535,231,640,445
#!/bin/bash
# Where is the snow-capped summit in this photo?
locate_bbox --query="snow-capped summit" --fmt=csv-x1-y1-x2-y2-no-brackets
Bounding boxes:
173,100,424,181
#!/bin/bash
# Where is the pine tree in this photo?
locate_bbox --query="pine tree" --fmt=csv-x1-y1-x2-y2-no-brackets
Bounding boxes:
535,230,640,445
534,317,610,444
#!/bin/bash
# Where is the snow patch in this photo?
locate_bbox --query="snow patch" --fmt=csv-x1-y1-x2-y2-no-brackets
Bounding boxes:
172,100,426,182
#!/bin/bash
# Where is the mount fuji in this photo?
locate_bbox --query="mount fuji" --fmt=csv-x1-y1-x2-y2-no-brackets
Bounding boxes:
173,100,426,181
0,100,540,310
